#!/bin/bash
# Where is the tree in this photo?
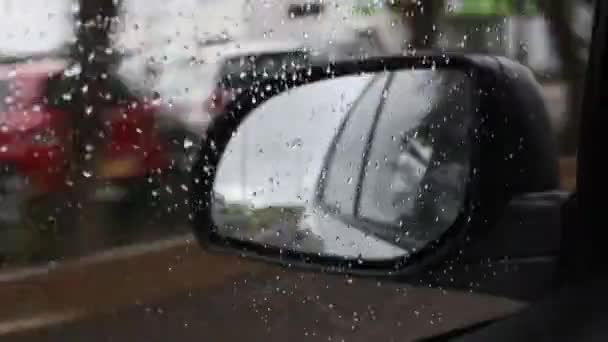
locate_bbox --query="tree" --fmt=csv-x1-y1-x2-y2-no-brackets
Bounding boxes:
537,0,586,156
388,0,444,50
390,0,586,156
72,0,121,167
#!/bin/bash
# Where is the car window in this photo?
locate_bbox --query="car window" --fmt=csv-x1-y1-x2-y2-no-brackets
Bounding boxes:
220,51,310,89
321,73,389,216
0,0,591,340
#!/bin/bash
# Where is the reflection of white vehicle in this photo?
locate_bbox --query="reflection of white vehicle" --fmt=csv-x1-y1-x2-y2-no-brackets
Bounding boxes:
295,71,471,259
389,137,433,215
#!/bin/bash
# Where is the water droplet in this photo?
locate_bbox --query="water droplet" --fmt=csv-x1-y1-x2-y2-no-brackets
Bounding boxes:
288,138,303,149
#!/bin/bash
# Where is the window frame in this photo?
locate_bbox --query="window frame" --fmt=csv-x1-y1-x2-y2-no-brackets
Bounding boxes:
314,73,391,216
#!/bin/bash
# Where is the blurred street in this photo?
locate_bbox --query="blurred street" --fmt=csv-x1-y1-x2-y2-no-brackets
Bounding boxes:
0,0,584,340
7,263,526,341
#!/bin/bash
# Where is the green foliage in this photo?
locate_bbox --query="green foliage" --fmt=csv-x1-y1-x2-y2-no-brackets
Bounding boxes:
385,0,542,17
352,0,389,16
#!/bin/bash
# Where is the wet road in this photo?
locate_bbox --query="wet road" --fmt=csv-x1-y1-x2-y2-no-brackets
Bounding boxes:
8,265,523,342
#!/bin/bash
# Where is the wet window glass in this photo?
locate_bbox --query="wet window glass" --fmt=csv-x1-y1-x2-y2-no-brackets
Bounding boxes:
0,0,591,340
220,51,309,89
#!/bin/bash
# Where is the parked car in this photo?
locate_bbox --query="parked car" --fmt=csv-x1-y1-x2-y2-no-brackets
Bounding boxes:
200,29,397,116
202,39,312,116
0,56,193,225
0,58,74,224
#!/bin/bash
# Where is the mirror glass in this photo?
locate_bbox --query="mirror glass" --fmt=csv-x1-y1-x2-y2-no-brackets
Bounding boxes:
212,69,475,261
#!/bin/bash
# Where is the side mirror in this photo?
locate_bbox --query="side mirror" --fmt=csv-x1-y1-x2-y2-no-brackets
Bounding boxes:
190,54,564,293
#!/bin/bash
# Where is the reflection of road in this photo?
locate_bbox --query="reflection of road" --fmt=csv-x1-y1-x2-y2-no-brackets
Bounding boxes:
212,211,252,239
250,222,324,254
213,206,324,253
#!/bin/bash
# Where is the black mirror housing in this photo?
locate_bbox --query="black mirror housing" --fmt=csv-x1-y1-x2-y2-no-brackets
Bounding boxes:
189,53,560,281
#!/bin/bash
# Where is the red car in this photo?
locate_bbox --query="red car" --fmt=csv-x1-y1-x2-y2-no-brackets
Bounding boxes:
0,58,177,224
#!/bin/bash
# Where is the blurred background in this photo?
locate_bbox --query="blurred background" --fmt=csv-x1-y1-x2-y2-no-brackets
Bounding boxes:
0,1,589,340
0,0,587,277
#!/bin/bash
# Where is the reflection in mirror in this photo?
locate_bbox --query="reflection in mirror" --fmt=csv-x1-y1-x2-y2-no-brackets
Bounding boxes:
213,69,475,261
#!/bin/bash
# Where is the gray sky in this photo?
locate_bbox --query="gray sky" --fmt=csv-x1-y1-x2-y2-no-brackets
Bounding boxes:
0,0,73,54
